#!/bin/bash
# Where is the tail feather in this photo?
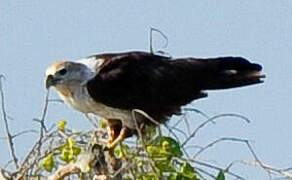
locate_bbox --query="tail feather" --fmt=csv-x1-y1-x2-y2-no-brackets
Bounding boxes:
171,56,265,90
217,57,262,71
199,57,265,90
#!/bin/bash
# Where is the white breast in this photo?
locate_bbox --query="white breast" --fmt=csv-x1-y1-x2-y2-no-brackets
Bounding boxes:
59,85,136,129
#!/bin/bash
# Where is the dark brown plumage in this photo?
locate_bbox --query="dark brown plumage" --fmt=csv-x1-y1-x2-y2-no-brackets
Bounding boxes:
87,51,264,126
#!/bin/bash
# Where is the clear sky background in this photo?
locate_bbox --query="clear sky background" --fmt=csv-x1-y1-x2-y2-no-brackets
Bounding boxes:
0,1,291,179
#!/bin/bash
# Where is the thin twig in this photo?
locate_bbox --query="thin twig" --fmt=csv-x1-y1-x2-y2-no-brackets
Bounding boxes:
40,90,50,134
0,168,11,180
85,113,99,128
242,161,292,178
47,99,63,103
182,158,246,180
36,90,50,155
132,109,160,126
183,107,210,120
163,123,191,158
12,130,38,139
194,167,215,179
149,27,169,54
131,109,161,178
0,75,19,169
132,109,161,136
18,130,57,177
170,114,192,137
193,137,251,158
131,110,145,146
164,124,185,141
191,137,269,178
182,113,250,147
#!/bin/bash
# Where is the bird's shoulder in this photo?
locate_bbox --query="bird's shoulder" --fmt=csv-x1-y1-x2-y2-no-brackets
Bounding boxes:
78,51,170,74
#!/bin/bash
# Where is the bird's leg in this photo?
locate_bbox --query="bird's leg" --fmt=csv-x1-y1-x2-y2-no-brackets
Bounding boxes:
107,126,129,149
106,119,129,149
107,119,121,145
108,127,116,144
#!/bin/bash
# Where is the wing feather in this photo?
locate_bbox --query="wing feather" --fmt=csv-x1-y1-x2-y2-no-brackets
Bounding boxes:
86,51,263,120
86,52,205,118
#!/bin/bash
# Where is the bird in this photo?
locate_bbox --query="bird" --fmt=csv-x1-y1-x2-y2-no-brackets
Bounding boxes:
45,51,264,148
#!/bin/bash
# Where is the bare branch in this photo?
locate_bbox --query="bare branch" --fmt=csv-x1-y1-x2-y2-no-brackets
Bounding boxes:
182,113,250,147
17,130,58,177
193,137,252,158
182,158,246,180
191,136,266,176
242,161,292,178
194,167,216,179
0,75,19,169
149,27,169,55
0,168,11,180
48,162,80,180
39,90,50,134
183,107,210,120
131,110,145,145
12,130,38,139
85,113,99,128
164,124,184,142
132,109,160,126
131,109,161,178
47,99,63,103
36,90,50,155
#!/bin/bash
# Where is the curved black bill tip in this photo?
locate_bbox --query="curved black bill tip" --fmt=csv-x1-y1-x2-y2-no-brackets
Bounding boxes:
45,75,55,89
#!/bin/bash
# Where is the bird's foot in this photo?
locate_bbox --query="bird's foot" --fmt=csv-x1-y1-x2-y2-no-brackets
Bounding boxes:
106,126,128,149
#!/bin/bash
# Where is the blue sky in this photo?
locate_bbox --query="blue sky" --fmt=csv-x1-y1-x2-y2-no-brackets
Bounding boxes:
0,1,291,179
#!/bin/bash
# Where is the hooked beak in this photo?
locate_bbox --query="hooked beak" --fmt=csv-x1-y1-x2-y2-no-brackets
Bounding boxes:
45,75,57,89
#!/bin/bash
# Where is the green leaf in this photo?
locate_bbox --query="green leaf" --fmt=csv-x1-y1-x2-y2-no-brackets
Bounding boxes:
60,148,74,163
72,146,81,156
216,170,225,180
59,138,81,163
121,143,131,154
147,136,183,158
168,173,199,180
68,137,76,147
146,145,162,157
168,173,178,180
139,173,159,180
114,143,130,159
155,159,176,172
178,162,198,180
114,146,123,159
100,118,107,128
162,140,170,150
144,125,159,143
41,153,54,172
58,120,67,131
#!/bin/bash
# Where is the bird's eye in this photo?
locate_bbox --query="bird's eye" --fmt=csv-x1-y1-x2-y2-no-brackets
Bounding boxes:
58,68,67,76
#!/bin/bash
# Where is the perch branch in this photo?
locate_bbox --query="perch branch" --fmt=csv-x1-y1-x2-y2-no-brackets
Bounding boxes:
48,162,80,180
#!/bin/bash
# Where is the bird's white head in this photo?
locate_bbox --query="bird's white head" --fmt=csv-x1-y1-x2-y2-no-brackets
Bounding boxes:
45,61,93,97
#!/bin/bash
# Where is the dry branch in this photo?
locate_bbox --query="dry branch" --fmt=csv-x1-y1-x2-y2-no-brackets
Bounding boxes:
0,76,19,169
48,162,80,180
242,160,292,178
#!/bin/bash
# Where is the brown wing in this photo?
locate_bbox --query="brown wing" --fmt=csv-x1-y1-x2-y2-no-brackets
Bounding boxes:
86,51,263,119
